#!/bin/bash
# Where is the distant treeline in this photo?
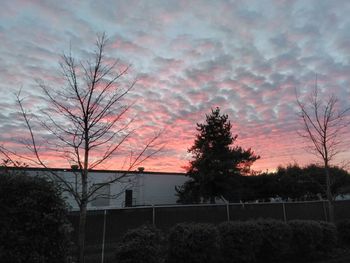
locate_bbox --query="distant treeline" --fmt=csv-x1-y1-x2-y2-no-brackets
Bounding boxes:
177,164,350,204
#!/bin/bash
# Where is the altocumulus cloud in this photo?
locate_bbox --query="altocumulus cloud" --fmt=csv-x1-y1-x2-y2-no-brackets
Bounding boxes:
0,0,350,172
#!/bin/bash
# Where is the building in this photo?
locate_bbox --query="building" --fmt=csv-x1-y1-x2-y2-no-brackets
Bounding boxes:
1,167,188,210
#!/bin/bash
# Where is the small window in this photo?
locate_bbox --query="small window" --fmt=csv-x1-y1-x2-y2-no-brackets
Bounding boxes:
91,184,110,207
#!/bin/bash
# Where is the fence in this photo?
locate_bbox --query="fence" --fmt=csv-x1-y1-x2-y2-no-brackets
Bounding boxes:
68,200,350,263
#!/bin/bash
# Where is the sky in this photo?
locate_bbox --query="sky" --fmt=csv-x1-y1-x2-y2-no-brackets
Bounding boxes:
1,0,350,173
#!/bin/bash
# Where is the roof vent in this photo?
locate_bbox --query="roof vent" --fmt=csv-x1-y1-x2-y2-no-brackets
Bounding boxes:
71,165,79,170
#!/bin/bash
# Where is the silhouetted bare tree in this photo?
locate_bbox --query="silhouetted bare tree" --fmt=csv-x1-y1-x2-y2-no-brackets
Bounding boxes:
297,78,350,221
0,33,162,262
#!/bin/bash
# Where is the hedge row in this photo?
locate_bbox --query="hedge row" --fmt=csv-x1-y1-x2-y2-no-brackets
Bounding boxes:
115,219,350,263
0,172,72,263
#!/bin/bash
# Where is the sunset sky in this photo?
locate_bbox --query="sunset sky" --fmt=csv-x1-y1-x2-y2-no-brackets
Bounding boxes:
1,0,350,173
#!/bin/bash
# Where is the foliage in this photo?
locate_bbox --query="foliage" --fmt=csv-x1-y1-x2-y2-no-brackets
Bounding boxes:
177,107,259,203
255,219,292,263
175,180,201,204
111,219,349,263
234,164,350,202
236,174,281,202
318,221,338,253
336,219,350,246
218,221,262,263
276,164,321,200
167,223,219,263
279,164,350,200
288,220,323,259
0,172,72,263
115,225,164,263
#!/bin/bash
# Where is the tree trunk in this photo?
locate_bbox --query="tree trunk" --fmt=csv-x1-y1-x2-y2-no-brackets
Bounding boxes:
78,200,87,263
78,148,88,263
78,128,89,263
325,164,334,222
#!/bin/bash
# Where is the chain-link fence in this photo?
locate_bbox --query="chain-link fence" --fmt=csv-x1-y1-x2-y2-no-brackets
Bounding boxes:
68,200,350,263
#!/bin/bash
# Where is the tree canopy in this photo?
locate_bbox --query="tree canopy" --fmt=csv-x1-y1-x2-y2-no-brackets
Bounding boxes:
0,170,72,263
232,164,350,202
176,107,259,203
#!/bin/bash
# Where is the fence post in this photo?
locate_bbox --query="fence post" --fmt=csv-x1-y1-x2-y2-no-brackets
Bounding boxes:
322,201,328,222
226,202,230,221
152,205,156,226
282,202,287,222
101,209,107,263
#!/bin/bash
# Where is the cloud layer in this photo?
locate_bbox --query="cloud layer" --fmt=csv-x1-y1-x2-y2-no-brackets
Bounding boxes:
1,0,350,172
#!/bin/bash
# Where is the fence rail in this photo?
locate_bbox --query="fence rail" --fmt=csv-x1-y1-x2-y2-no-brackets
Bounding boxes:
68,200,350,263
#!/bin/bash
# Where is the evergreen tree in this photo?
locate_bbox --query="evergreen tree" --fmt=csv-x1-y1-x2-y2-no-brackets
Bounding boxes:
177,107,259,203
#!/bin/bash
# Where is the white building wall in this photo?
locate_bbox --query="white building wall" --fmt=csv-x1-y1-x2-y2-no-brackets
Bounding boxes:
22,169,188,210
136,173,188,206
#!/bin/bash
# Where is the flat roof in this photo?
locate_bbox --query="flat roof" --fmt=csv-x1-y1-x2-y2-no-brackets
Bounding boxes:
0,166,186,176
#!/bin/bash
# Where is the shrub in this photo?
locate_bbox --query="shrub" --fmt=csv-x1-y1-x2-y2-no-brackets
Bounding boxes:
218,221,262,263
115,225,164,263
255,219,292,263
0,172,72,263
288,220,323,259
167,223,219,263
336,219,350,246
318,221,337,253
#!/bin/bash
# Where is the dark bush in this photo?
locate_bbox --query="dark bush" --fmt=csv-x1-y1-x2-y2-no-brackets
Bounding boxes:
318,221,337,253
256,219,292,263
218,221,262,263
115,225,164,263
288,220,323,259
0,172,72,263
167,223,219,263
336,219,350,246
